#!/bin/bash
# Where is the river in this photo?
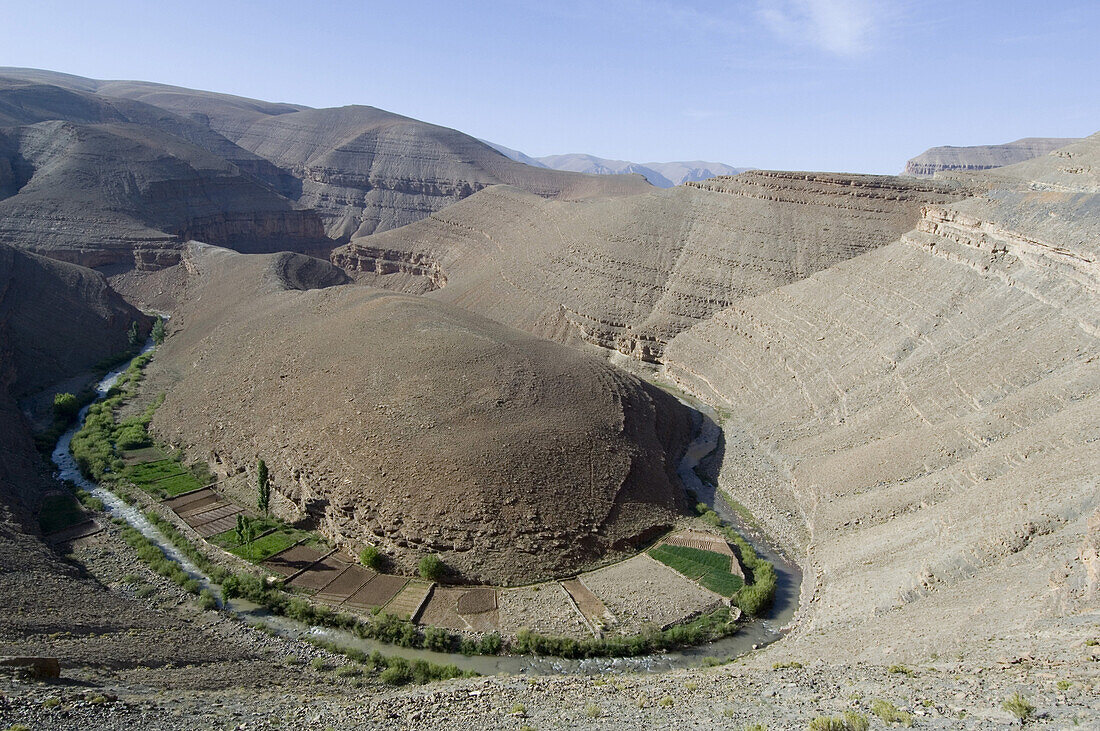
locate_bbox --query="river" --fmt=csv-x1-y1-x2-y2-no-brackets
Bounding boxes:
51,344,801,676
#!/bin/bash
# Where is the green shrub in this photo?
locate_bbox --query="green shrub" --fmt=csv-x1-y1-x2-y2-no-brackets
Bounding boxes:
870,699,913,727
151,316,166,345
359,545,383,570
843,712,869,731
418,554,445,580
477,632,503,655
807,717,848,731
198,589,218,610
53,392,80,419
1003,692,1034,721
585,703,602,718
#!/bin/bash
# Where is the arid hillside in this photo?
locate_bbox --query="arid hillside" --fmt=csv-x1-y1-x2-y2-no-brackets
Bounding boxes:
334,171,968,360
904,136,1080,177
0,78,329,268
146,245,691,584
0,68,652,246
665,132,1100,664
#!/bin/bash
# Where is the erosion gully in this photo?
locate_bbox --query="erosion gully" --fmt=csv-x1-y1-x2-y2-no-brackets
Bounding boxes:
52,344,801,676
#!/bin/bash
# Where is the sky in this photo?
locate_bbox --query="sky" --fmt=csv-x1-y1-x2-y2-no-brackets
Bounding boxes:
3,0,1098,173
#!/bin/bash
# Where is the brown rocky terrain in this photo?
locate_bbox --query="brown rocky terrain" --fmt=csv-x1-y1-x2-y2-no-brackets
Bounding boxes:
0,245,291,692
0,68,653,247
0,79,330,269
904,136,1081,177
665,132,1100,667
333,171,968,360
0,68,1096,730
145,244,691,584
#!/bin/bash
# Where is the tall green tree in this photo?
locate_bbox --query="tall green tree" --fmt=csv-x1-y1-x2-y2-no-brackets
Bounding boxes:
257,458,270,514
151,316,166,345
127,321,141,348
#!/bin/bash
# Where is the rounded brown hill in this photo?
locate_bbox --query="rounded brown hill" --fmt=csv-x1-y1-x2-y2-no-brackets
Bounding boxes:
150,245,691,584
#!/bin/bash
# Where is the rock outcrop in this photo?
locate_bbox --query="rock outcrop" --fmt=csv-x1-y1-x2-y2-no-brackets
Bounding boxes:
334,171,968,360
904,136,1080,177
0,81,331,269
664,132,1100,664
0,69,653,240
148,245,691,584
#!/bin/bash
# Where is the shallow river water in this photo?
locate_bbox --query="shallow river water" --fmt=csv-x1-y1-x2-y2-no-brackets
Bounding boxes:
52,345,801,675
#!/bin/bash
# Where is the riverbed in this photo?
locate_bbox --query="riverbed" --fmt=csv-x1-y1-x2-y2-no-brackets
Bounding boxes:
52,344,801,676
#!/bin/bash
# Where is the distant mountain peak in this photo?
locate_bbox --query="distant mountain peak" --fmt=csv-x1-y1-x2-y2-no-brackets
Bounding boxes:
481,140,751,188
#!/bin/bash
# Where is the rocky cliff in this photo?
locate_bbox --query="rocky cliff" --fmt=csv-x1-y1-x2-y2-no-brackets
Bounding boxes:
663,133,1100,664
0,114,329,268
904,136,1080,177
334,171,967,360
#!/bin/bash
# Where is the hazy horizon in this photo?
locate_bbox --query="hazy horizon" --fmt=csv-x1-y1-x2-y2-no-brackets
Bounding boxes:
4,0,1098,173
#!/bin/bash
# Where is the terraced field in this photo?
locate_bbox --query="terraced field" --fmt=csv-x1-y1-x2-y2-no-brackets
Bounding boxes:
649,544,744,596
123,458,202,497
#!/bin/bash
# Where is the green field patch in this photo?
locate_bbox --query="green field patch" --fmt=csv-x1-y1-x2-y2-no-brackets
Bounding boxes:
698,571,744,596
211,516,324,563
121,458,202,497
123,458,187,483
649,544,742,597
121,446,167,465
224,531,300,562
152,472,203,496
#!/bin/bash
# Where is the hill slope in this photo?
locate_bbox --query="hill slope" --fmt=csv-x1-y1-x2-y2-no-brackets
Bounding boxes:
904,136,1080,177
483,139,750,187
0,68,653,243
665,132,1100,664
334,171,967,360
147,245,691,584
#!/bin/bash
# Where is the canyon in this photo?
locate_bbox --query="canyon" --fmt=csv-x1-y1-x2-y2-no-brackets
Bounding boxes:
0,69,1095,729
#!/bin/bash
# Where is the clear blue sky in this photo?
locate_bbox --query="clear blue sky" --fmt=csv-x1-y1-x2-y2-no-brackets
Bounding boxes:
4,1,1098,173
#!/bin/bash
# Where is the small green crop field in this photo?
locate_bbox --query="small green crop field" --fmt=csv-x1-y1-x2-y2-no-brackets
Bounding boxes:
649,544,744,597
210,517,325,563
122,459,202,497
120,446,167,465
38,494,88,534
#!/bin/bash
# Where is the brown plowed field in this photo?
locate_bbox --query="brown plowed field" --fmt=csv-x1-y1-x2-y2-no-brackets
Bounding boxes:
173,495,221,517
662,530,734,557
342,574,407,609
456,588,497,615
383,580,433,620
288,555,349,591
316,566,374,602
262,544,324,577
561,578,611,627
164,487,215,511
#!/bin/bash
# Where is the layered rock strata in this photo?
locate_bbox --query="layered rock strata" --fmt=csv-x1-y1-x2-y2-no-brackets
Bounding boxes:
334,172,967,360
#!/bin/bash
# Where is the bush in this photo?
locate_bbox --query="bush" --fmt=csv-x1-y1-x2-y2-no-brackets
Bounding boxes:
870,700,913,727
198,589,218,610
843,712,869,731
477,632,503,655
359,545,383,570
151,316,166,345
807,717,848,731
1003,692,1034,721
418,554,445,581
53,392,81,419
